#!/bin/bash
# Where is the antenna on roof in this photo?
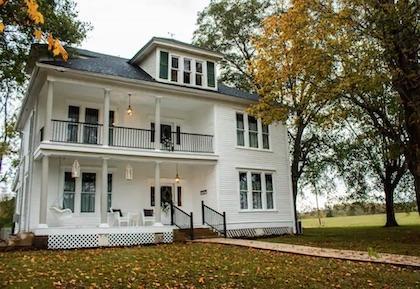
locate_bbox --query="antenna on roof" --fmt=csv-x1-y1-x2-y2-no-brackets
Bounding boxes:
168,32,175,39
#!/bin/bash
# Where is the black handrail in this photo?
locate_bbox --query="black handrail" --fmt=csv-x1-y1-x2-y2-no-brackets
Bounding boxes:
51,119,103,145
202,201,227,237
170,201,194,240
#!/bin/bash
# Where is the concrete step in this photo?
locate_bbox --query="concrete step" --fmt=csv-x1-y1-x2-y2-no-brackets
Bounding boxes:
174,228,221,241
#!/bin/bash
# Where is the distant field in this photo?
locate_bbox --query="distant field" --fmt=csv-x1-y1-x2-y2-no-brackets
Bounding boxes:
301,212,420,228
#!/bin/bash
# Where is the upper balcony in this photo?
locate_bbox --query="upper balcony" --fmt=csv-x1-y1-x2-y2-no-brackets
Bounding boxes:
35,80,215,156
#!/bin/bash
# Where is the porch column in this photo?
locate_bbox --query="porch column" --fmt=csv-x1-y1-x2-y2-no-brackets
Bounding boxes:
154,96,161,150
39,155,49,228
44,80,53,141
103,88,111,146
99,158,109,227
154,161,162,225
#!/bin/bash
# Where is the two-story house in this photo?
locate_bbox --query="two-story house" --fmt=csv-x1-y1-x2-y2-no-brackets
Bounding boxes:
13,37,295,249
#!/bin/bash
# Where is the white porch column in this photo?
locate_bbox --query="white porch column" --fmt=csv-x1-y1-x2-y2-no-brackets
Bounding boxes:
103,88,111,146
154,161,162,225
154,96,161,150
39,155,49,228
44,80,53,141
99,158,109,227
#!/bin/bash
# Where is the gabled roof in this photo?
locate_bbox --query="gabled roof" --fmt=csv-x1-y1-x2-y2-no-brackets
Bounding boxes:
129,37,224,64
28,45,259,102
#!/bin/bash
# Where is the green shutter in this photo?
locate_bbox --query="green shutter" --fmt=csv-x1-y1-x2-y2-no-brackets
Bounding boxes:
159,51,169,79
207,61,215,87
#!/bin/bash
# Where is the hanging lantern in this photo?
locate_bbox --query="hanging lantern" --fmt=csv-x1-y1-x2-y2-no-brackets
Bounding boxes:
71,160,80,178
175,164,180,183
125,164,133,180
127,93,133,116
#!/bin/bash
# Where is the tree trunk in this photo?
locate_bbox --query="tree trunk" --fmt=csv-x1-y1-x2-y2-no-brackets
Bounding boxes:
291,171,298,233
414,171,420,216
384,182,398,227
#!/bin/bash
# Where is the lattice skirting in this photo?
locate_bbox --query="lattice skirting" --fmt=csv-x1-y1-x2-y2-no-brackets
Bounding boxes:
48,231,173,249
227,227,292,238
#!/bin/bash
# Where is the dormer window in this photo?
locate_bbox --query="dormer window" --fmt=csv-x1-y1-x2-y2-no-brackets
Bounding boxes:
183,58,191,84
195,61,203,86
171,56,179,82
207,61,215,88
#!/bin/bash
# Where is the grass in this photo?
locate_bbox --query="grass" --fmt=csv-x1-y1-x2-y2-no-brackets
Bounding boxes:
301,212,420,228
0,243,419,289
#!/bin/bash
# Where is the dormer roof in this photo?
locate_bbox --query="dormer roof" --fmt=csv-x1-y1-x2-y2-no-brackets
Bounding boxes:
129,37,223,64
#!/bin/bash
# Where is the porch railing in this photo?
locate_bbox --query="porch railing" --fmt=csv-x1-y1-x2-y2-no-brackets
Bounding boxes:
51,119,103,145
170,202,194,240
202,201,227,237
160,132,213,153
110,126,154,149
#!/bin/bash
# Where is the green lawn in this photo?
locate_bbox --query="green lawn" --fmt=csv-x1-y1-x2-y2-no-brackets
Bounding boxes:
301,212,420,228
262,226,420,256
0,243,419,289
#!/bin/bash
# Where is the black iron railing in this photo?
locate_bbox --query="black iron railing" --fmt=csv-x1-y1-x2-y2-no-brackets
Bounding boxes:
202,201,227,237
51,119,103,145
170,202,194,240
160,132,213,153
110,126,154,149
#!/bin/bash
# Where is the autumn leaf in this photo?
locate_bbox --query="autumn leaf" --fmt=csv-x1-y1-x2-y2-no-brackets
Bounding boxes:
0,22,4,33
25,0,44,24
47,33,54,50
0,0,6,6
34,29,42,40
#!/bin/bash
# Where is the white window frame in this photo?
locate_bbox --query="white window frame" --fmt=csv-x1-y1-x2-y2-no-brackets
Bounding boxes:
236,113,245,147
170,55,180,82
234,112,271,151
195,60,204,86
183,58,192,84
238,170,276,212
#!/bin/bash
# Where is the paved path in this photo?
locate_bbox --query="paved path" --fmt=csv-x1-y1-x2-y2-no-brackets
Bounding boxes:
194,238,420,267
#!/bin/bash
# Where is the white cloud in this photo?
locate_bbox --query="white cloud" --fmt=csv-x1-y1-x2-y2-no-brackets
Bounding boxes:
75,0,210,58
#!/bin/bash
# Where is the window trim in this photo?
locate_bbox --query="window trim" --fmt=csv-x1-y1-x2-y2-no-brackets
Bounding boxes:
195,60,203,86
170,55,179,82
237,170,276,211
236,113,245,147
234,111,271,151
183,58,192,84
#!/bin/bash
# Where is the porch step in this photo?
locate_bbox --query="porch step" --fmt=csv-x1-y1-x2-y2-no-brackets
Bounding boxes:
174,228,220,242
7,232,34,247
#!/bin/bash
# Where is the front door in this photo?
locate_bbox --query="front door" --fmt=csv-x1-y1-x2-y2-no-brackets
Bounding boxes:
161,124,173,150
84,108,99,144
161,186,172,225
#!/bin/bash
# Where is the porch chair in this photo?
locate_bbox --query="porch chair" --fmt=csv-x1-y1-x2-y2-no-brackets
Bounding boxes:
141,208,156,226
113,211,131,227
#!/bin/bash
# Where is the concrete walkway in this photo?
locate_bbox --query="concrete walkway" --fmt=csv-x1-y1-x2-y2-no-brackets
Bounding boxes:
194,238,420,268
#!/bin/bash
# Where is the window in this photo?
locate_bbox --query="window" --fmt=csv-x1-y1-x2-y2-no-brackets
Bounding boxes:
63,172,75,212
239,172,248,209
67,106,79,142
177,186,182,206
248,116,259,148
207,61,215,87
171,56,179,82
236,113,245,146
81,173,96,213
183,59,191,84
262,123,270,149
150,187,155,207
107,174,112,211
83,108,99,144
239,171,274,210
159,51,169,79
109,111,115,146
195,61,203,86
265,174,274,209
251,173,262,209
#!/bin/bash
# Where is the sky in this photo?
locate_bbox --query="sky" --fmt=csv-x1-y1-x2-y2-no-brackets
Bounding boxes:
75,0,210,58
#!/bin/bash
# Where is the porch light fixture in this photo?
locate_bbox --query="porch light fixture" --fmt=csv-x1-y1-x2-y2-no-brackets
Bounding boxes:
175,164,180,183
125,164,133,180
127,93,133,116
71,160,80,178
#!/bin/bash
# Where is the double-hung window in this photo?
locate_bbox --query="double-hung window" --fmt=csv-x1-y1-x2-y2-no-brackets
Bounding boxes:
81,172,96,213
63,172,75,212
239,172,248,209
183,58,191,84
248,116,259,148
171,56,179,82
239,171,274,210
262,123,270,149
251,173,262,209
236,113,245,146
195,61,203,86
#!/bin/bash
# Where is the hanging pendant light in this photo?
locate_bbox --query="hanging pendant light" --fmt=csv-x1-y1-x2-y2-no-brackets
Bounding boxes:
127,93,133,116
125,164,133,180
71,160,80,178
175,164,180,183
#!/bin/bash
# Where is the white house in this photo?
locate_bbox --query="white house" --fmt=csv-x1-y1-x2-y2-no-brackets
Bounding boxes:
13,37,295,249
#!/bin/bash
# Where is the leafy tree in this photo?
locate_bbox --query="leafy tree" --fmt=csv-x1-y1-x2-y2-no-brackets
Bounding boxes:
193,0,276,92
0,0,89,182
335,0,420,213
248,0,339,228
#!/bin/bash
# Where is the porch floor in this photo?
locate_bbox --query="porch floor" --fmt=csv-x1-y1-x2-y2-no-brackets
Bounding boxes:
33,225,175,236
